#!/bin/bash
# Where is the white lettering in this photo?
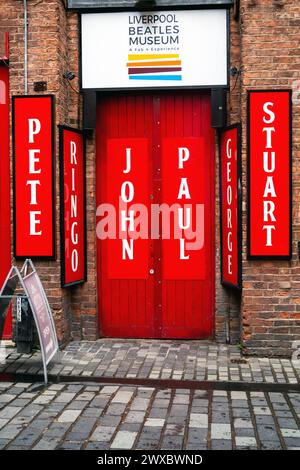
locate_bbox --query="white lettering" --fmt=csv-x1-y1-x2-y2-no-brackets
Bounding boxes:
122,239,134,260
263,225,276,246
121,181,134,203
178,207,191,230
71,194,77,218
178,147,189,169
263,127,275,149
263,151,275,173
177,178,191,199
263,102,275,124
123,148,131,174
71,221,78,245
26,180,40,205
263,200,276,222
226,138,232,159
179,238,189,259
29,211,42,235
70,141,77,164
28,118,41,143
121,210,135,232
263,176,277,198
28,149,41,174
71,249,78,272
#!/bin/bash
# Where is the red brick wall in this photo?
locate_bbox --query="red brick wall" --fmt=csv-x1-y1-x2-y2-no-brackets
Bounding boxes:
0,0,98,344
1,0,72,345
1,0,300,356
240,0,300,356
215,5,242,345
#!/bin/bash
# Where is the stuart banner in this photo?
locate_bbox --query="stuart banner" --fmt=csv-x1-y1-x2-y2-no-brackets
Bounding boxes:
59,126,86,287
81,9,228,90
219,125,242,289
247,90,292,259
12,95,55,259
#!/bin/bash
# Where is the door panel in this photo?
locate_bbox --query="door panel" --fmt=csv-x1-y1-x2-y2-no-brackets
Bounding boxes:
96,91,215,339
96,95,155,337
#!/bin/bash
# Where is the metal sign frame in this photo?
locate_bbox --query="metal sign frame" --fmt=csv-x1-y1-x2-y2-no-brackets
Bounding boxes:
67,1,234,10
0,266,20,339
0,260,59,384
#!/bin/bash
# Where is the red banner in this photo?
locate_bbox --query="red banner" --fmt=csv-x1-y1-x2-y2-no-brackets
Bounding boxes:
103,138,150,279
60,127,86,287
0,64,12,338
220,125,242,289
248,90,292,259
13,95,55,258
162,138,205,280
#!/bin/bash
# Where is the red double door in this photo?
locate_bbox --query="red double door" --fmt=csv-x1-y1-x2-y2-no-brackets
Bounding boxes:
96,91,215,339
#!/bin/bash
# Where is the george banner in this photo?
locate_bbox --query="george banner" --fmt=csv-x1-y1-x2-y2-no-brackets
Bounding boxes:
59,126,87,287
247,90,292,259
12,95,55,259
219,124,242,289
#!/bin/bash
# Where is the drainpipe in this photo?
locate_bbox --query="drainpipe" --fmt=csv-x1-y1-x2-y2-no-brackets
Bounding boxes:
24,0,28,94
226,291,231,344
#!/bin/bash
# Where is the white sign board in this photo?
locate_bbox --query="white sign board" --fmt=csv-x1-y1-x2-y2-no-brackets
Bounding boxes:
81,9,228,90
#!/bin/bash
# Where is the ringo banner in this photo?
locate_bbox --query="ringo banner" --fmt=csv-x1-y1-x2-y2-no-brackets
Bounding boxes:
13,95,55,258
247,90,292,259
219,125,242,289
59,126,86,287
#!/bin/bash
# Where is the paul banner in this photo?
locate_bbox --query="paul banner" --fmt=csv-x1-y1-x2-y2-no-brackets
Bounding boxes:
162,137,206,280
219,125,242,290
247,90,292,259
59,126,87,287
12,95,55,259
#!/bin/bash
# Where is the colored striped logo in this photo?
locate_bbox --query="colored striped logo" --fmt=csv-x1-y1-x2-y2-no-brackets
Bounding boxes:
127,54,182,81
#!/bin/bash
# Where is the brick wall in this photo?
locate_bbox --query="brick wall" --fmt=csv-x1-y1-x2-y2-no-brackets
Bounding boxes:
215,5,242,345
1,0,300,356
240,0,300,356
0,0,99,344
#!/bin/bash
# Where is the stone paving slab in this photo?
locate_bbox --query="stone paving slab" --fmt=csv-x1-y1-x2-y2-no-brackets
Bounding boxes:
1,340,300,384
0,381,299,450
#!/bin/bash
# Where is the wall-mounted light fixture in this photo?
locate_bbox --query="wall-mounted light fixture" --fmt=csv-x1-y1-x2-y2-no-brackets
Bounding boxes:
63,71,76,81
135,0,156,10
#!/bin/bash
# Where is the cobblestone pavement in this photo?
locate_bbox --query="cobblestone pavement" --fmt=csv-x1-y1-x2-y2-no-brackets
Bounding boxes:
0,340,299,450
1,340,300,383
0,381,299,450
